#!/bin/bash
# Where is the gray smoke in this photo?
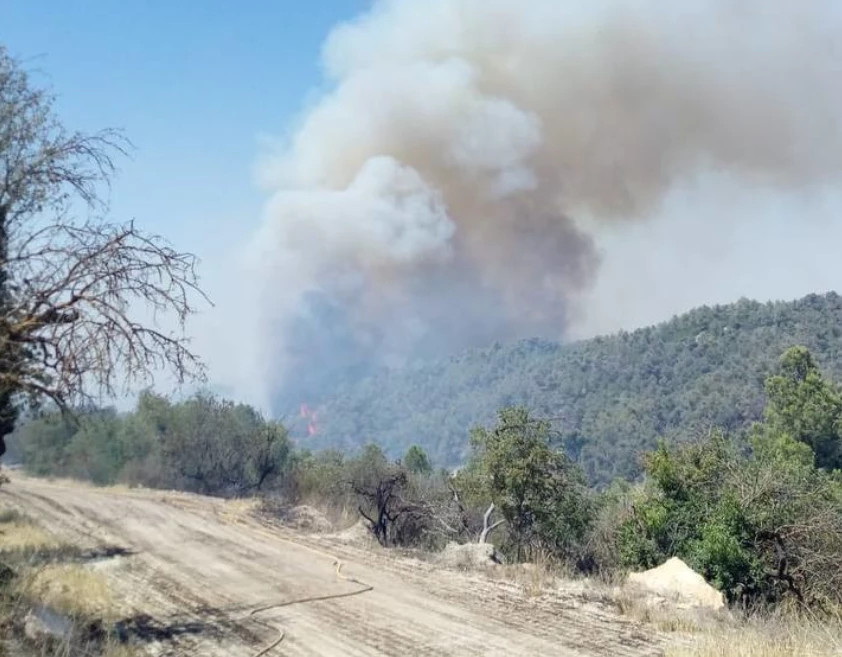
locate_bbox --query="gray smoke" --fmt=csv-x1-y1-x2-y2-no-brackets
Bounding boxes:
246,0,842,409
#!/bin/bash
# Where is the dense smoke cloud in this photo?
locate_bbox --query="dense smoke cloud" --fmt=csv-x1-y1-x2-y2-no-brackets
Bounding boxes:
249,0,842,409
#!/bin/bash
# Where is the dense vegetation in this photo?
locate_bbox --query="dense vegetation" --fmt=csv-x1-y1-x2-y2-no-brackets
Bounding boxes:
10,392,292,495
306,292,842,484
8,344,842,612
608,346,842,607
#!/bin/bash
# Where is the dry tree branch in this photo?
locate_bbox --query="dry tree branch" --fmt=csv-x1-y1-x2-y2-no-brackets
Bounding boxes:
0,47,209,455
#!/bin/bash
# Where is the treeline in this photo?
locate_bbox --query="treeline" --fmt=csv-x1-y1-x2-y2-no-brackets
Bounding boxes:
334,347,842,609
10,393,292,494
9,346,842,611
305,292,842,485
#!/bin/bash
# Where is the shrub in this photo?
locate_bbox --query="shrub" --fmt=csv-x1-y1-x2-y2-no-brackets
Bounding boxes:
614,429,842,607
465,407,594,563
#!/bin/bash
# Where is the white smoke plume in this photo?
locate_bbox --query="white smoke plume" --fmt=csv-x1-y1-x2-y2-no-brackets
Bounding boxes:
247,0,842,409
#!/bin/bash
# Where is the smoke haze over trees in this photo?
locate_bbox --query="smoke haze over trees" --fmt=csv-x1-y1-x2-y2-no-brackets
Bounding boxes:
303,292,842,485
245,0,842,412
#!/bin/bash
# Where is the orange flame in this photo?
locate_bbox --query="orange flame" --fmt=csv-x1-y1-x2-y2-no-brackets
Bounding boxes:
300,403,319,437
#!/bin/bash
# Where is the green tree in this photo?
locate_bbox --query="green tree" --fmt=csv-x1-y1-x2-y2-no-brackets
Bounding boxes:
404,444,432,475
162,393,291,495
13,391,292,495
617,433,768,599
468,407,592,561
65,409,124,485
113,391,172,486
17,412,77,476
348,444,408,546
291,448,346,502
617,425,842,606
306,292,842,487
762,346,842,470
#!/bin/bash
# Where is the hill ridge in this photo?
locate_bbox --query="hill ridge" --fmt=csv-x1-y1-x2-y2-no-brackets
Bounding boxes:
306,291,842,484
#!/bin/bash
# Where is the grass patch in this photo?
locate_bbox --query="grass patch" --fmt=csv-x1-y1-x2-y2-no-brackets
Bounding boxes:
101,643,140,657
0,508,22,524
0,505,136,656
486,558,563,598
23,564,114,621
665,612,842,657
613,589,709,634
0,521,62,554
0,504,66,557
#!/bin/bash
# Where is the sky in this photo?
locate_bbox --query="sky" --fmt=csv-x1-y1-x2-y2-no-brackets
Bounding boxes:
2,1,369,401
4,1,364,241
4,1,842,409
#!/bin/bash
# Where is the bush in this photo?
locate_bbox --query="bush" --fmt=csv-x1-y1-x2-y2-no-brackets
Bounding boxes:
465,407,594,563
15,391,293,496
613,429,842,607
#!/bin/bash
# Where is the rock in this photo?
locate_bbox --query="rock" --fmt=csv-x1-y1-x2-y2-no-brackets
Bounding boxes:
24,606,72,643
23,611,48,643
437,542,502,570
625,557,725,610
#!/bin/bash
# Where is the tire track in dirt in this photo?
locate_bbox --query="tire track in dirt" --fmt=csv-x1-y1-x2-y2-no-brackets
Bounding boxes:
2,475,675,656
293,532,663,656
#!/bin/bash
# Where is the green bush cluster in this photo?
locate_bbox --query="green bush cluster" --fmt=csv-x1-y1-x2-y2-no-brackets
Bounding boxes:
610,347,842,608
12,391,292,495
460,407,593,562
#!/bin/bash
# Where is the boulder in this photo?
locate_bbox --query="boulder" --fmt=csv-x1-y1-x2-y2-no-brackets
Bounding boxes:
23,606,72,643
437,542,502,569
626,557,725,611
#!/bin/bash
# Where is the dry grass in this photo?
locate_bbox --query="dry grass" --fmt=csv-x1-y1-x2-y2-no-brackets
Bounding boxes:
489,559,562,597
101,641,140,657
609,575,842,654
0,506,65,554
0,520,62,553
0,504,136,656
218,496,261,526
0,506,116,620
292,493,363,530
613,588,709,634
24,564,115,620
665,612,842,657
12,474,137,495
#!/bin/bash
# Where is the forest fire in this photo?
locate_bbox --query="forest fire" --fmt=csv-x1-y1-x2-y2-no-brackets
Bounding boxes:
300,403,319,437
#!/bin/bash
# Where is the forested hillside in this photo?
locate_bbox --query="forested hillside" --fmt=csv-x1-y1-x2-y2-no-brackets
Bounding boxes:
309,292,842,484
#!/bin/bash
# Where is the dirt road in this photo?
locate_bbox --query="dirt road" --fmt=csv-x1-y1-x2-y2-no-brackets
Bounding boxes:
2,475,671,656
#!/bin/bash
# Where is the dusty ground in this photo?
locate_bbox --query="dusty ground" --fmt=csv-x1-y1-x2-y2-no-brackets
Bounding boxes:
1,474,674,656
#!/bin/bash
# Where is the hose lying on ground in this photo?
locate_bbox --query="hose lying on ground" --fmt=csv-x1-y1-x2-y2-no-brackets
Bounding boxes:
247,557,373,657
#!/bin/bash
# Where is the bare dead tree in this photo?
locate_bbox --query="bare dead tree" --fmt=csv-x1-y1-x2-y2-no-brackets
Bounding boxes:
478,502,505,544
353,470,410,546
0,47,208,456
251,423,291,492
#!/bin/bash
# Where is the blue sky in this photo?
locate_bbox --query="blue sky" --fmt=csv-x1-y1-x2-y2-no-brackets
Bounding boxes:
3,1,374,401
3,1,368,266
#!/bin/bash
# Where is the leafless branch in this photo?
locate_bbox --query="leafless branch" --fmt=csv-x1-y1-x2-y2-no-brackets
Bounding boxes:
0,47,209,454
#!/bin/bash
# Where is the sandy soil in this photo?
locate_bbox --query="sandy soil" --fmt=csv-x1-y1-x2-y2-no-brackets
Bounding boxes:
1,474,672,656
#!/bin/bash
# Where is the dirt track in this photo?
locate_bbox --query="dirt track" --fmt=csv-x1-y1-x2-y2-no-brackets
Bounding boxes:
2,475,672,656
